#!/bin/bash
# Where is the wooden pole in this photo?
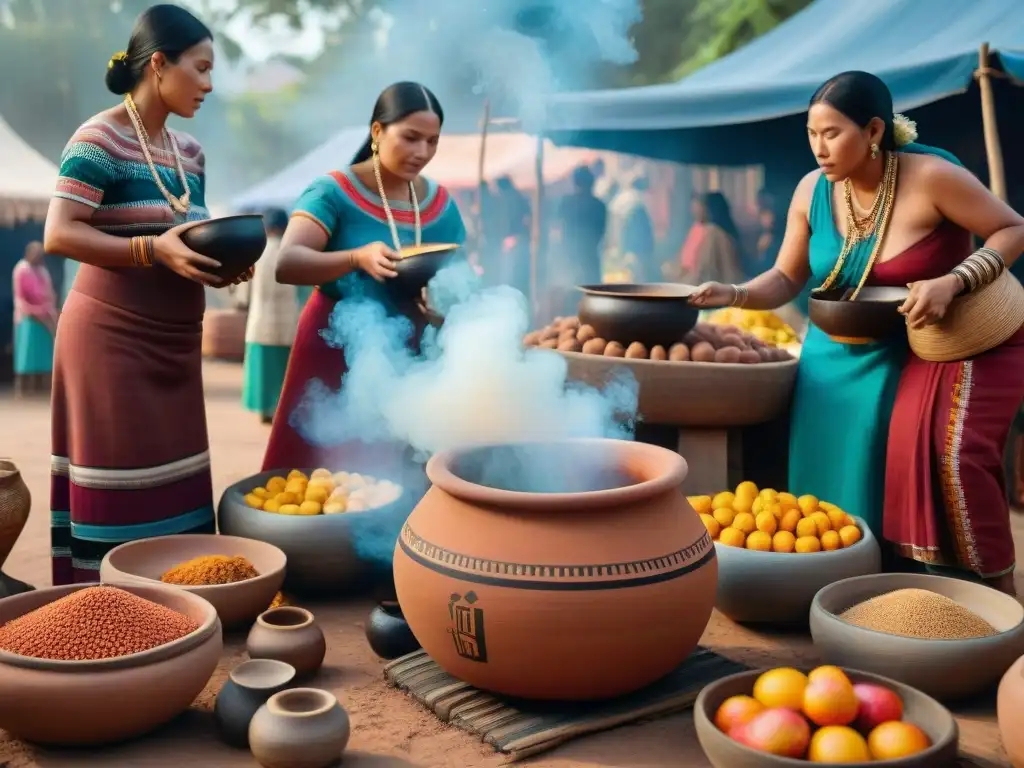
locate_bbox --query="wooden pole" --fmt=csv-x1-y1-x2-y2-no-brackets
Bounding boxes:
476,99,491,253
976,43,1008,201
530,132,546,320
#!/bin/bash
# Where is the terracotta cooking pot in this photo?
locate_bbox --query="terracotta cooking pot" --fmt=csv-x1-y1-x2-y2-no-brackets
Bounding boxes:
999,654,1024,767
393,438,718,701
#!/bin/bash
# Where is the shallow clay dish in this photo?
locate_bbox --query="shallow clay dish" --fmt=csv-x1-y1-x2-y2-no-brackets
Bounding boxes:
390,242,461,299
808,286,910,342
558,350,798,426
810,572,1024,701
715,516,881,625
0,582,222,745
181,214,267,283
695,667,958,768
577,283,699,348
100,533,286,629
218,465,428,595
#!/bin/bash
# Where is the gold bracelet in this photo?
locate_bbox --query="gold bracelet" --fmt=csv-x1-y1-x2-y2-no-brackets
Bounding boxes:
128,236,155,267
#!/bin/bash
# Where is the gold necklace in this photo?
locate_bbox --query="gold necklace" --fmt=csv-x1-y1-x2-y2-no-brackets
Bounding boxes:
843,166,887,241
123,94,191,215
373,151,421,251
814,152,898,298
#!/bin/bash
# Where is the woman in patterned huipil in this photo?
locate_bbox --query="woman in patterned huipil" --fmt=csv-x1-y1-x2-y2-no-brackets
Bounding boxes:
43,4,235,585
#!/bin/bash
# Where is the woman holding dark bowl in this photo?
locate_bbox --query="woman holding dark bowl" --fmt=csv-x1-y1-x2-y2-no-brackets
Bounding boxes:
42,4,241,585
690,71,1024,595
264,81,465,471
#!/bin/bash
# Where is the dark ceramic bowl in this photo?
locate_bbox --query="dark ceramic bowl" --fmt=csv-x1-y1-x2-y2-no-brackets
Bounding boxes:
694,667,959,768
577,283,699,348
810,572,1024,701
390,243,462,299
365,601,421,660
181,214,267,283
807,286,910,341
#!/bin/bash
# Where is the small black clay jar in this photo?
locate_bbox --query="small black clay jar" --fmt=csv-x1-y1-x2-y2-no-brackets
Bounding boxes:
365,601,421,660
215,659,296,749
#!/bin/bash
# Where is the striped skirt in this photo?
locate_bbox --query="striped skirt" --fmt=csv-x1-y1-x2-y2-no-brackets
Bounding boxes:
50,265,215,585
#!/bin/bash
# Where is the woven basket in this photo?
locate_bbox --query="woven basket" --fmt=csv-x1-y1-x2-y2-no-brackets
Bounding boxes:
0,459,31,568
908,271,1024,362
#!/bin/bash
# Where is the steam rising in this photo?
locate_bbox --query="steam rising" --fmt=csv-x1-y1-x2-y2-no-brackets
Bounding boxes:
291,264,638,457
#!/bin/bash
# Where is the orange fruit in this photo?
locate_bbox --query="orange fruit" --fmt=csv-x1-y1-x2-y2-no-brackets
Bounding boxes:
758,488,779,503
778,491,798,507
274,491,298,505
746,531,772,551
839,525,862,547
809,511,832,535
735,481,759,499
712,491,736,510
713,507,736,528
767,503,784,519
688,495,713,515
243,493,265,510
284,479,307,495
752,668,808,710
798,494,819,516
843,513,857,527
808,666,852,686
826,508,847,531
278,503,301,516
265,476,287,494
732,512,756,535
803,676,859,726
297,500,322,515
795,517,818,538
772,530,796,553
780,509,802,533
251,486,270,499
867,721,931,759
820,530,842,551
262,499,281,513
287,469,308,481
304,485,330,504
751,497,765,515
719,527,746,547
755,511,778,535
808,726,870,762
714,694,763,733
795,535,822,553
732,495,754,515
700,513,721,539
818,500,837,512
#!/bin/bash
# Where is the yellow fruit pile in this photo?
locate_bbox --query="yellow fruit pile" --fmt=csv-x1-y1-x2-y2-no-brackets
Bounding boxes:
690,482,862,554
709,308,798,347
244,469,339,515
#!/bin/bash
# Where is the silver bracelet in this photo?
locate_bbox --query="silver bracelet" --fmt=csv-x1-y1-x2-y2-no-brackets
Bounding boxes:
951,247,1004,294
730,284,748,308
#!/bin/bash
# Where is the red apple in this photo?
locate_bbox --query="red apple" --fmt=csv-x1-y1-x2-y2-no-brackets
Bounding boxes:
853,683,904,732
731,707,811,758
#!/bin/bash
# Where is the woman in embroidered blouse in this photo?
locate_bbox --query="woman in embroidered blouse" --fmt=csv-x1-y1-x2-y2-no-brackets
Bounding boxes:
263,81,466,471
42,4,230,585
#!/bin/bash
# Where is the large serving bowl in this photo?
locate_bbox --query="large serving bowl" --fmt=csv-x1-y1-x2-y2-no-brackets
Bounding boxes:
559,351,798,426
99,534,286,629
694,667,959,768
0,582,222,745
390,243,461,299
807,286,910,342
218,466,428,595
810,573,1024,701
393,438,718,701
715,516,881,625
181,213,267,283
577,283,700,349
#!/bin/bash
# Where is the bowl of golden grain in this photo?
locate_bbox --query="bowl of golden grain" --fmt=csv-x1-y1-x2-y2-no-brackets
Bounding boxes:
810,572,1024,701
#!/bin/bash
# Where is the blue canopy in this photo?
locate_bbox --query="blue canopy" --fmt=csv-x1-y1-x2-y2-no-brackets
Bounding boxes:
545,0,1024,160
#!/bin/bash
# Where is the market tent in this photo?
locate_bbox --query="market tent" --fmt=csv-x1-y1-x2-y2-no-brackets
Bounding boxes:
0,113,58,225
544,0,1024,165
231,129,595,211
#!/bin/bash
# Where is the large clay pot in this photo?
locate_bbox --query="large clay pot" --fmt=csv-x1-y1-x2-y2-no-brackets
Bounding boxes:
393,438,718,701
0,459,32,598
249,688,350,768
999,654,1024,767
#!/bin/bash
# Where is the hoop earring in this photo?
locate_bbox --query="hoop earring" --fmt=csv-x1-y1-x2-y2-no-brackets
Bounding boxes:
870,143,879,160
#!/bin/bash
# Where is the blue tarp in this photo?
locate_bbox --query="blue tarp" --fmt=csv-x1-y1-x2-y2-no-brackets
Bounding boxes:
546,0,1024,134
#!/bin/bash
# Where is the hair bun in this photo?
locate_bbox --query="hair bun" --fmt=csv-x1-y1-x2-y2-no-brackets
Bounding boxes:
105,56,135,95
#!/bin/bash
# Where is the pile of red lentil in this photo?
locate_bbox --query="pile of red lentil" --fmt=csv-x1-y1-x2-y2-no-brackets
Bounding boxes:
0,586,199,661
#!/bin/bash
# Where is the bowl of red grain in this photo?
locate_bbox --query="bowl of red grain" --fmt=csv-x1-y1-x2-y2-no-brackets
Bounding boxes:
0,582,222,746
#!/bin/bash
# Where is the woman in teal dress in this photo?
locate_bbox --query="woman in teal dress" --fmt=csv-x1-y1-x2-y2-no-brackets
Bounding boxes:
263,81,465,470
12,241,57,397
689,71,972,537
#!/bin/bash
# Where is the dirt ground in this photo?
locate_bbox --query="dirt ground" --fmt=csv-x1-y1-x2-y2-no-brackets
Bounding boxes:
0,361,1019,767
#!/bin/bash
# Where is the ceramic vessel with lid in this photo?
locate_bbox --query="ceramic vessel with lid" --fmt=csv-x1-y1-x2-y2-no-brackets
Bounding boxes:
215,658,296,748
249,688,350,768
246,606,326,679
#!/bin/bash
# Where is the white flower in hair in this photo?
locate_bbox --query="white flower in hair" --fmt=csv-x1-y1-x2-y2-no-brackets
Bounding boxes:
892,113,918,147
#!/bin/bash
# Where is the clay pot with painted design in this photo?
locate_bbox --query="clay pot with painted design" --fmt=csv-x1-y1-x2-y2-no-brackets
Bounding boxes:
392,438,718,701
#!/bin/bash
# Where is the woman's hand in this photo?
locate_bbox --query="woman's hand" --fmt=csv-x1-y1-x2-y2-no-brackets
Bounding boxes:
153,222,223,286
689,281,736,308
353,241,399,282
898,274,962,329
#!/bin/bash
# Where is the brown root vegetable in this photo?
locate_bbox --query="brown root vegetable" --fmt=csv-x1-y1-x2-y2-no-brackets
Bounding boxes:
716,324,741,337
715,347,742,364
682,330,702,346
557,337,582,353
604,341,626,357
738,349,762,364
691,341,717,362
625,342,649,359
576,324,597,343
559,328,578,344
720,333,745,350
756,345,774,361
557,316,581,332
582,337,608,355
650,345,668,361
523,331,541,346
668,343,690,362
540,326,559,341
539,338,559,349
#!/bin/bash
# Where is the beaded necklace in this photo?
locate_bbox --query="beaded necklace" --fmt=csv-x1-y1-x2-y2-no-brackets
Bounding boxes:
123,94,191,215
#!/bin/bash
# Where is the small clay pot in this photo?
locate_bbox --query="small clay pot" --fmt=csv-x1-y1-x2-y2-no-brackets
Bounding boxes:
0,460,31,591
998,654,1024,767
249,688,350,768
246,607,326,679
214,659,296,749
365,601,421,660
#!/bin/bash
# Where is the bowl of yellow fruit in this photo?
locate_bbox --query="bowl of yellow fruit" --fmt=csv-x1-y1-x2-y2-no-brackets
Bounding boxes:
217,466,426,595
693,482,881,625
